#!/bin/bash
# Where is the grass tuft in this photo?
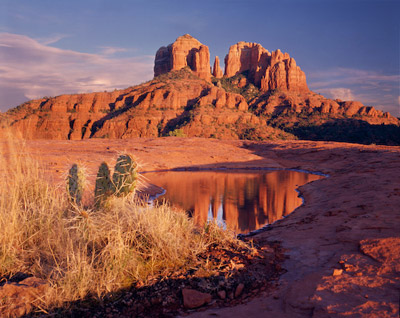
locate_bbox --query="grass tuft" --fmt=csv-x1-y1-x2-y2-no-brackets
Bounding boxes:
0,136,245,314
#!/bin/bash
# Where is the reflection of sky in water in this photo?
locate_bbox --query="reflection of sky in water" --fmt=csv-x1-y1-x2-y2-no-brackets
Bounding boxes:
145,170,323,234
207,196,226,230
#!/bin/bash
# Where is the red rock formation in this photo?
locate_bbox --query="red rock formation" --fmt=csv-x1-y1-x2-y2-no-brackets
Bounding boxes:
3,68,262,139
154,34,211,82
224,42,308,92
1,36,398,141
212,56,223,78
224,42,269,83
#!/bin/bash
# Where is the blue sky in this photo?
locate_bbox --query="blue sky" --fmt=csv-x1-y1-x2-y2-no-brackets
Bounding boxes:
1,0,399,116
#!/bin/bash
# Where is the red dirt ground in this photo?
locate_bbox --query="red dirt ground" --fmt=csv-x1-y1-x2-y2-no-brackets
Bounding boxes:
2,137,400,317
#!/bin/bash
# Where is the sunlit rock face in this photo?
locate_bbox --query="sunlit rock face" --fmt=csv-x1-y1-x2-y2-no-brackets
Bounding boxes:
3,34,399,141
212,56,223,78
224,42,308,92
145,170,323,234
154,34,211,82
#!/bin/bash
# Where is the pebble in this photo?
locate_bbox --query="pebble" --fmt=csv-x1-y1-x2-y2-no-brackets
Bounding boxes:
235,283,245,298
217,290,226,300
333,269,343,276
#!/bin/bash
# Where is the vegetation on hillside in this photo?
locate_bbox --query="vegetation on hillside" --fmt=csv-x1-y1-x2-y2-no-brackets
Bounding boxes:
267,111,400,145
212,71,260,102
2,65,399,146
153,66,200,83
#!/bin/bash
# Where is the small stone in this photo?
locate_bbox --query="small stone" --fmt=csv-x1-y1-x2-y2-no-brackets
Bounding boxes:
217,290,226,300
182,288,212,309
151,296,162,305
333,269,343,276
235,283,245,298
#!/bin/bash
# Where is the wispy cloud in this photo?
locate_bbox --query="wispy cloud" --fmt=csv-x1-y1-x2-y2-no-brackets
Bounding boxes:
308,67,400,116
0,33,154,111
308,68,399,87
36,34,70,45
98,46,130,56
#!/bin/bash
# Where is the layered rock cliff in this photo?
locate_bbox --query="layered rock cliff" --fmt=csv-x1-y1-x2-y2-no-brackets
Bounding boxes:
224,42,308,92
3,68,283,140
1,34,398,144
154,34,211,82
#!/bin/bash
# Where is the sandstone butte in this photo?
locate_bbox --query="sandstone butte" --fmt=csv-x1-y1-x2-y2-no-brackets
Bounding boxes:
0,34,398,140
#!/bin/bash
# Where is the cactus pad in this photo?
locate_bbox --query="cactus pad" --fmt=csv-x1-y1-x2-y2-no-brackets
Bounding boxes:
94,162,113,206
112,154,138,196
67,164,85,205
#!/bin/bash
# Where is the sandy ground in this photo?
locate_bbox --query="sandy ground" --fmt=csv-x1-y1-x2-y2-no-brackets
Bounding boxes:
3,137,400,317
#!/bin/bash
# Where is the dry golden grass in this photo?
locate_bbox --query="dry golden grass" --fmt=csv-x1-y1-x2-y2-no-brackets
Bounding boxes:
0,136,244,313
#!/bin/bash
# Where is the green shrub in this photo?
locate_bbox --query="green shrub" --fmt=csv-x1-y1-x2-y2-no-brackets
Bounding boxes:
168,128,186,137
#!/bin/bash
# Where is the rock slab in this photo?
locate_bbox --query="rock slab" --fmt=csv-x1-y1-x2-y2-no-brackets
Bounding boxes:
182,288,212,309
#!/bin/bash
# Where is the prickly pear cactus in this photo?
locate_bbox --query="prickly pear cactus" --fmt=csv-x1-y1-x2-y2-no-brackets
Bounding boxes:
94,162,113,206
112,154,138,196
67,164,85,205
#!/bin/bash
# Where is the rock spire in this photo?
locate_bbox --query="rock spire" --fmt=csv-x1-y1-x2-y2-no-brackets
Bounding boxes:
212,56,223,78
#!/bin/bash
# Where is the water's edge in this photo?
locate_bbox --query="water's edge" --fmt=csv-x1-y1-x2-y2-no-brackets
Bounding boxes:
141,168,329,237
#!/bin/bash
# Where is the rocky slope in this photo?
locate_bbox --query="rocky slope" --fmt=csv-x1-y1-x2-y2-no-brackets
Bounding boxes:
3,68,293,140
1,34,398,143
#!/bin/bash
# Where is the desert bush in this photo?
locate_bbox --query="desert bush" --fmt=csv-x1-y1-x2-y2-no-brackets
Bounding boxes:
168,128,186,137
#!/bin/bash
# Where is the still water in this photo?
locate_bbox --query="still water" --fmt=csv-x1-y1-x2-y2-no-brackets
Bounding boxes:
144,170,323,234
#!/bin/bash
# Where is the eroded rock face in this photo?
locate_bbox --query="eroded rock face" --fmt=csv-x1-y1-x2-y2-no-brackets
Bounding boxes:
154,34,211,82
1,35,398,141
3,69,262,140
212,56,223,78
224,42,269,84
224,42,308,92
250,90,399,122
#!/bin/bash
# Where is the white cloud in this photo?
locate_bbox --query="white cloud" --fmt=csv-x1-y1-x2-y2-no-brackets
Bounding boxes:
308,67,400,116
0,32,154,111
318,88,354,101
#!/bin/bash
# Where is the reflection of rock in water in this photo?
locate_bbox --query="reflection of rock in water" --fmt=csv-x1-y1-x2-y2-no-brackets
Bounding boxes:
146,171,323,234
